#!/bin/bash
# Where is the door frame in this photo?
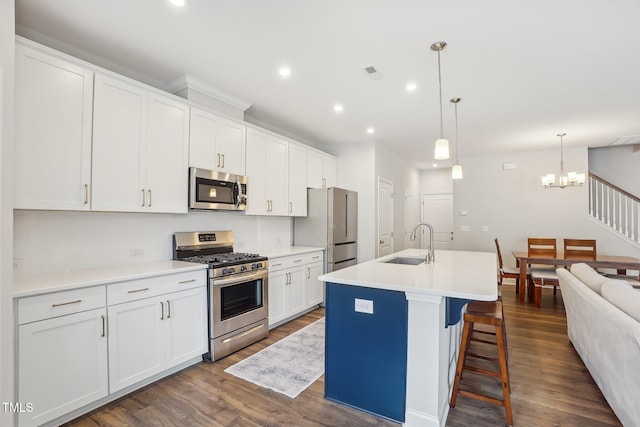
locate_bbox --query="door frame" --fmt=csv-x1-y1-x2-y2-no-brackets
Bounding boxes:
377,177,394,257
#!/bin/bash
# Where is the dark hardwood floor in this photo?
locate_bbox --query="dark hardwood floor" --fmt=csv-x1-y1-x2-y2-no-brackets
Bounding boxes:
66,285,621,427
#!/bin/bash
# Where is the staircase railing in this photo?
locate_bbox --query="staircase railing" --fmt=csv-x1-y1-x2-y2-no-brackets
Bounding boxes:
589,172,640,244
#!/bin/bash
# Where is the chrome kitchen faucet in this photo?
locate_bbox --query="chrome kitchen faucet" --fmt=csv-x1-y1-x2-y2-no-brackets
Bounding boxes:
409,223,435,264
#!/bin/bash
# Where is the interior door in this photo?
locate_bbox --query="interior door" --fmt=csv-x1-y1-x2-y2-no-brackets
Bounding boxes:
377,178,394,257
421,193,453,250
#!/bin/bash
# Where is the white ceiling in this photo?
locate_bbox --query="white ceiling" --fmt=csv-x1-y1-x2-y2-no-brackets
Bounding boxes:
14,0,640,169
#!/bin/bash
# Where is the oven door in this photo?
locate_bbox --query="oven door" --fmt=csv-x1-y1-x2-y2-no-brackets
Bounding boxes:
189,167,247,211
211,269,268,338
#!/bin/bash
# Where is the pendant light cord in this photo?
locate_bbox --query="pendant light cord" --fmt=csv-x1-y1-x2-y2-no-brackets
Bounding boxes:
454,102,459,163
437,50,444,139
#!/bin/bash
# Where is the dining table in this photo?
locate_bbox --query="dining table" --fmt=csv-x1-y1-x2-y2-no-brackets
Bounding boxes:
511,251,640,304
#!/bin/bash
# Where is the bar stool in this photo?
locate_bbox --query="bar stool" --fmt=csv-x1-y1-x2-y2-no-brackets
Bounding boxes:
450,300,513,426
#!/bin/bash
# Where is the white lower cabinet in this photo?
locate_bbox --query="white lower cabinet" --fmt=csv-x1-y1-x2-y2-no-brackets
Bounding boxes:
268,251,324,328
305,260,324,307
107,279,207,393
18,307,108,427
16,268,206,426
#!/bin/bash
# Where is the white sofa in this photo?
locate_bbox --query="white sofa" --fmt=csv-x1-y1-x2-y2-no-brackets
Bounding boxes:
557,263,640,427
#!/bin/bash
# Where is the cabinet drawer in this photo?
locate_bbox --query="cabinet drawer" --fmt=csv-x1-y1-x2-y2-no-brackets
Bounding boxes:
305,251,324,264
18,286,106,325
269,255,306,272
107,270,206,305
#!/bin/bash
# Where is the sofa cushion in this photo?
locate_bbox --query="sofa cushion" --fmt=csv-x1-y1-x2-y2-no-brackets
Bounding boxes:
570,263,608,294
601,279,640,322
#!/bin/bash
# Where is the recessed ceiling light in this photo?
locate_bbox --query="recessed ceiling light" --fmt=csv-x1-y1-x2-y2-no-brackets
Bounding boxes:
406,82,417,92
279,66,291,78
169,0,187,6
433,163,438,168
366,127,375,134
333,104,344,113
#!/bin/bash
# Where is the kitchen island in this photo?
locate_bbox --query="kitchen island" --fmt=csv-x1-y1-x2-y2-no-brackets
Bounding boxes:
318,248,497,427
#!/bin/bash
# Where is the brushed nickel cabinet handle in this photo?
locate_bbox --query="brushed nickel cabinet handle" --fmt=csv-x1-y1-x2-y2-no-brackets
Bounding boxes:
127,287,149,294
148,189,152,207
84,184,89,204
141,189,146,206
166,300,171,319
51,299,82,308
272,263,283,267
289,202,292,213
293,259,303,263
307,268,310,279
179,279,196,284
101,315,106,337
217,153,221,167
266,200,270,212
160,301,164,320
221,154,225,168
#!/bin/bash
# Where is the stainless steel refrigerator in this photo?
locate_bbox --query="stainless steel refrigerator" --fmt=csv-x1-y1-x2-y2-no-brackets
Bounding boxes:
294,187,357,272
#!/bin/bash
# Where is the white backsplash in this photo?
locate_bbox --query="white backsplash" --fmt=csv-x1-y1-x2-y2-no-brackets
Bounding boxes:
14,210,292,274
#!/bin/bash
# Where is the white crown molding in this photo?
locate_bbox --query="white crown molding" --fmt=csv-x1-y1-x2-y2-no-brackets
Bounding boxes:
168,74,252,112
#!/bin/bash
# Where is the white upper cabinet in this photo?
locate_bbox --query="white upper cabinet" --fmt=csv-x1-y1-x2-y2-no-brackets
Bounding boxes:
307,149,337,188
189,107,246,176
92,74,189,213
14,43,94,210
288,143,308,216
245,127,289,216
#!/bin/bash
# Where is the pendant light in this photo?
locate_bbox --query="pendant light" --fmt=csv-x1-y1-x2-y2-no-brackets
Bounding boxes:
431,41,449,160
450,97,463,179
541,133,586,188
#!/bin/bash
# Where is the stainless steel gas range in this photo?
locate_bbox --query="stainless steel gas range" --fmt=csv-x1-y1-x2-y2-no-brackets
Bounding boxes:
173,231,268,361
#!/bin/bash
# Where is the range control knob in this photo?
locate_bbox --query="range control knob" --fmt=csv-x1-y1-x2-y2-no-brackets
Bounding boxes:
240,265,247,272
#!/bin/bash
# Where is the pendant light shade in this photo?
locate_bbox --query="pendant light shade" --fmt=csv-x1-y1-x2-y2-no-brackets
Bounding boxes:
431,41,449,160
434,139,450,160
450,97,463,179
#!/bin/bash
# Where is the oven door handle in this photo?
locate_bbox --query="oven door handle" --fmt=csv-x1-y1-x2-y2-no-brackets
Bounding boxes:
213,270,266,286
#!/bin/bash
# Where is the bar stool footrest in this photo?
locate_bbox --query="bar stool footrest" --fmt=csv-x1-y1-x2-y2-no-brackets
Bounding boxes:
459,389,505,407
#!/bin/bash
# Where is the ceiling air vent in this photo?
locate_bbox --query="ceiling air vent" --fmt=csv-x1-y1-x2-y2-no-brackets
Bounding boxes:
363,66,383,80
609,135,640,146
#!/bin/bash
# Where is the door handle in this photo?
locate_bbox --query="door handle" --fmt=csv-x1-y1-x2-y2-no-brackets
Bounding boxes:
379,240,384,244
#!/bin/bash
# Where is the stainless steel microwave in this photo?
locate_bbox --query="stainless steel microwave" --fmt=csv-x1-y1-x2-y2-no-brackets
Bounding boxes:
189,167,247,211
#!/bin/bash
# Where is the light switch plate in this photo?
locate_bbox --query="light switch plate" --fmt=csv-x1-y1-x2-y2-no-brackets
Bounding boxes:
355,298,374,314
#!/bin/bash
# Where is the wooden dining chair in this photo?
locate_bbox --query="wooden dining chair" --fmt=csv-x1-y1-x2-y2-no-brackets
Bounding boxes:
564,239,597,261
528,238,560,308
495,238,528,296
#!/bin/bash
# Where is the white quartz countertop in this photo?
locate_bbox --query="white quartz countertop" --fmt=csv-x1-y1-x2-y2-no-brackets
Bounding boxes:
14,261,208,298
318,249,497,300
253,246,324,259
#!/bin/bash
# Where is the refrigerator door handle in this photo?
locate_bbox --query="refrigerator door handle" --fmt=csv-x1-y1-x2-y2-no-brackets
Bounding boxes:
345,193,348,238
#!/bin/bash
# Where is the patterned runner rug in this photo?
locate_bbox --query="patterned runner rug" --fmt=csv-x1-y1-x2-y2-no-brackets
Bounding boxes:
224,317,325,398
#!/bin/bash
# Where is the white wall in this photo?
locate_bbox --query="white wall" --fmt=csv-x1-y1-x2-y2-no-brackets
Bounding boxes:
419,168,453,195
450,146,640,269
335,141,420,262
1,0,15,422
589,144,640,197
374,143,420,255
14,211,292,274
335,142,376,262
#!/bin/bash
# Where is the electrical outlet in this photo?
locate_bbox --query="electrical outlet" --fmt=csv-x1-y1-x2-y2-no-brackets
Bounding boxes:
355,298,374,314
130,249,144,259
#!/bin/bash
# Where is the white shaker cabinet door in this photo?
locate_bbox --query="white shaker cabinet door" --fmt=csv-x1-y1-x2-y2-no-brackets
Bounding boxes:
145,94,189,214
285,267,306,315
164,287,207,369
107,296,164,393
245,127,269,215
265,137,289,215
189,107,220,171
14,43,94,211
92,74,146,212
305,261,324,307
268,270,287,326
288,143,307,216
18,308,108,427
323,155,338,188
217,117,246,176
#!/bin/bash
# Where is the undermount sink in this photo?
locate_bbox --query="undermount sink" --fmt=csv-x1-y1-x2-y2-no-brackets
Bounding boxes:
382,256,425,265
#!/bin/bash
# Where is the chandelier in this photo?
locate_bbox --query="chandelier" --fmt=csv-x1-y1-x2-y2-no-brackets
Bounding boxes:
431,41,449,160
541,133,585,188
